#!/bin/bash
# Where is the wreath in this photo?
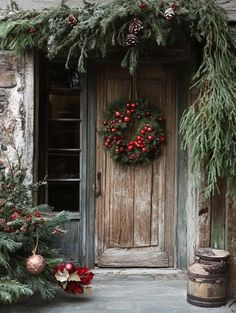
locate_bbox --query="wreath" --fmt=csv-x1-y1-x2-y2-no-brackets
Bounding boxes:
100,99,166,165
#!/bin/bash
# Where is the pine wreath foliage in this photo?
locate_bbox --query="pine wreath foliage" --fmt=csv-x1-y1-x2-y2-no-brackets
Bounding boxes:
0,0,236,196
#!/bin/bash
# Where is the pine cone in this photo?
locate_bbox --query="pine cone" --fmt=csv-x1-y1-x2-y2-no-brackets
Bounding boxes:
66,14,77,27
126,33,139,46
164,7,175,20
129,18,143,35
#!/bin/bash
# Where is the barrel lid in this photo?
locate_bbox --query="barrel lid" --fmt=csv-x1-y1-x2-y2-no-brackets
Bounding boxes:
196,248,230,261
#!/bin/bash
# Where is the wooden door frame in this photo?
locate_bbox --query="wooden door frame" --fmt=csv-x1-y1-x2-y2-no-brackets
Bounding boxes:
34,52,192,269
34,53,96,267
89,55,192,269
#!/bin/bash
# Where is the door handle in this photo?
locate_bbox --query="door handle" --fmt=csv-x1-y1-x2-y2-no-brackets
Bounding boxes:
96,171,102,197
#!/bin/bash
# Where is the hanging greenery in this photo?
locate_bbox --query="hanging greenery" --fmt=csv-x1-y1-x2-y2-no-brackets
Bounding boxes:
0,0,236,197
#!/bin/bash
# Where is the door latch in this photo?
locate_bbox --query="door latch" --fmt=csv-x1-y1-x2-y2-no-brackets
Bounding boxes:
96,171,102,197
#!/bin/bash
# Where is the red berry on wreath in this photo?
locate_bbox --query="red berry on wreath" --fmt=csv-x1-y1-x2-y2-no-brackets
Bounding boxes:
128,145,134,151
140,129,146,135
115,111,122,118
159,135,166,142
127,110,132,115
137,135,144,141
115,148,120,153
147,127,153,132
124,116,130,122
131,109,135,113
111,128,116,132
142,147,149,153
65,262,75,274
148,135,154,141
119,147,124,152
131,103,136,108
118,119,122,123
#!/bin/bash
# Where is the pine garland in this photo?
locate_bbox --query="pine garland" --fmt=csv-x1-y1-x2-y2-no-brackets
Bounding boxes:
0,0,236,196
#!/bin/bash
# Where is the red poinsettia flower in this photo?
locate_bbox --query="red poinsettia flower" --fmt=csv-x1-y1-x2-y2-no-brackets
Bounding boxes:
55,263,94,294
66,281,84,294
80,271,94,286
55,263,65,273
76,267,90,276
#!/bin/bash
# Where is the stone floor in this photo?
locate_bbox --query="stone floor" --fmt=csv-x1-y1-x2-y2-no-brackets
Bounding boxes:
0,270,234,313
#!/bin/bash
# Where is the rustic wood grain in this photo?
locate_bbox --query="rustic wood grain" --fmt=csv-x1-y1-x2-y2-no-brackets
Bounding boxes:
196,164,212,249
164,66,176,266
96,64,176,267
211,179,226,249
98,247,169,267
133,163,152,247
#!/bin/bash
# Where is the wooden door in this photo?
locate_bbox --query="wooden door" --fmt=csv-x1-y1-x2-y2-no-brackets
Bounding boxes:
96,64,176,267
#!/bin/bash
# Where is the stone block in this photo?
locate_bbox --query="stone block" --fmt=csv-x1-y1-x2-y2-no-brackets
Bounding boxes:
0,52,17,88
0,88,6,97
0,101,8,114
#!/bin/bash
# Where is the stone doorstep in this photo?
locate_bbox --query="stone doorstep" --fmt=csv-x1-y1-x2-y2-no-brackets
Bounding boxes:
92,268,187,280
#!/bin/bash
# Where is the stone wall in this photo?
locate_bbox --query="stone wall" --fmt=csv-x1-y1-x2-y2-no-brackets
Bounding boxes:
0,51,34,182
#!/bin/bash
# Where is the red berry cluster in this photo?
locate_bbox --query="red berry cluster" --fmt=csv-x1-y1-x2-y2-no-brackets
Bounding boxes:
101,99,166,165
0,206,46,233
27,27,37,34
138,2,147,10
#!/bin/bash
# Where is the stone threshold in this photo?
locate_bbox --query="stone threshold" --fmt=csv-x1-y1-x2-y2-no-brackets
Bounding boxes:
92,267,187,280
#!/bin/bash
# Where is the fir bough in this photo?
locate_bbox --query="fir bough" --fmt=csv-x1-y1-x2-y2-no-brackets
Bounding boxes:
0,0,235,196
0,122,68,304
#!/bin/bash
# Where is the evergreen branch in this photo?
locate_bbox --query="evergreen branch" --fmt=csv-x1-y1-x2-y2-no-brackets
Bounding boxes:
0,280,33,304
27,277,56,299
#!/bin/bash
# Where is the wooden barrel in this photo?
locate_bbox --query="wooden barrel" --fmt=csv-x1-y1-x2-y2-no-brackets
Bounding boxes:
187,248,230,308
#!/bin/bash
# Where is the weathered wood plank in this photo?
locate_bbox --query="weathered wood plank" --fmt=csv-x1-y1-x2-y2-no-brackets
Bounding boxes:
95,67,106,259
98,247,169,267
164,66,176,266
225,197,236,295
196,164,212,248
133,163,152,247
59,219,80,262
119,166,134,247
211,179,226,249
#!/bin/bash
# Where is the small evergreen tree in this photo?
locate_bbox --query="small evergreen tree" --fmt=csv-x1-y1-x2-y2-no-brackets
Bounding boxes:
0,122,68,304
